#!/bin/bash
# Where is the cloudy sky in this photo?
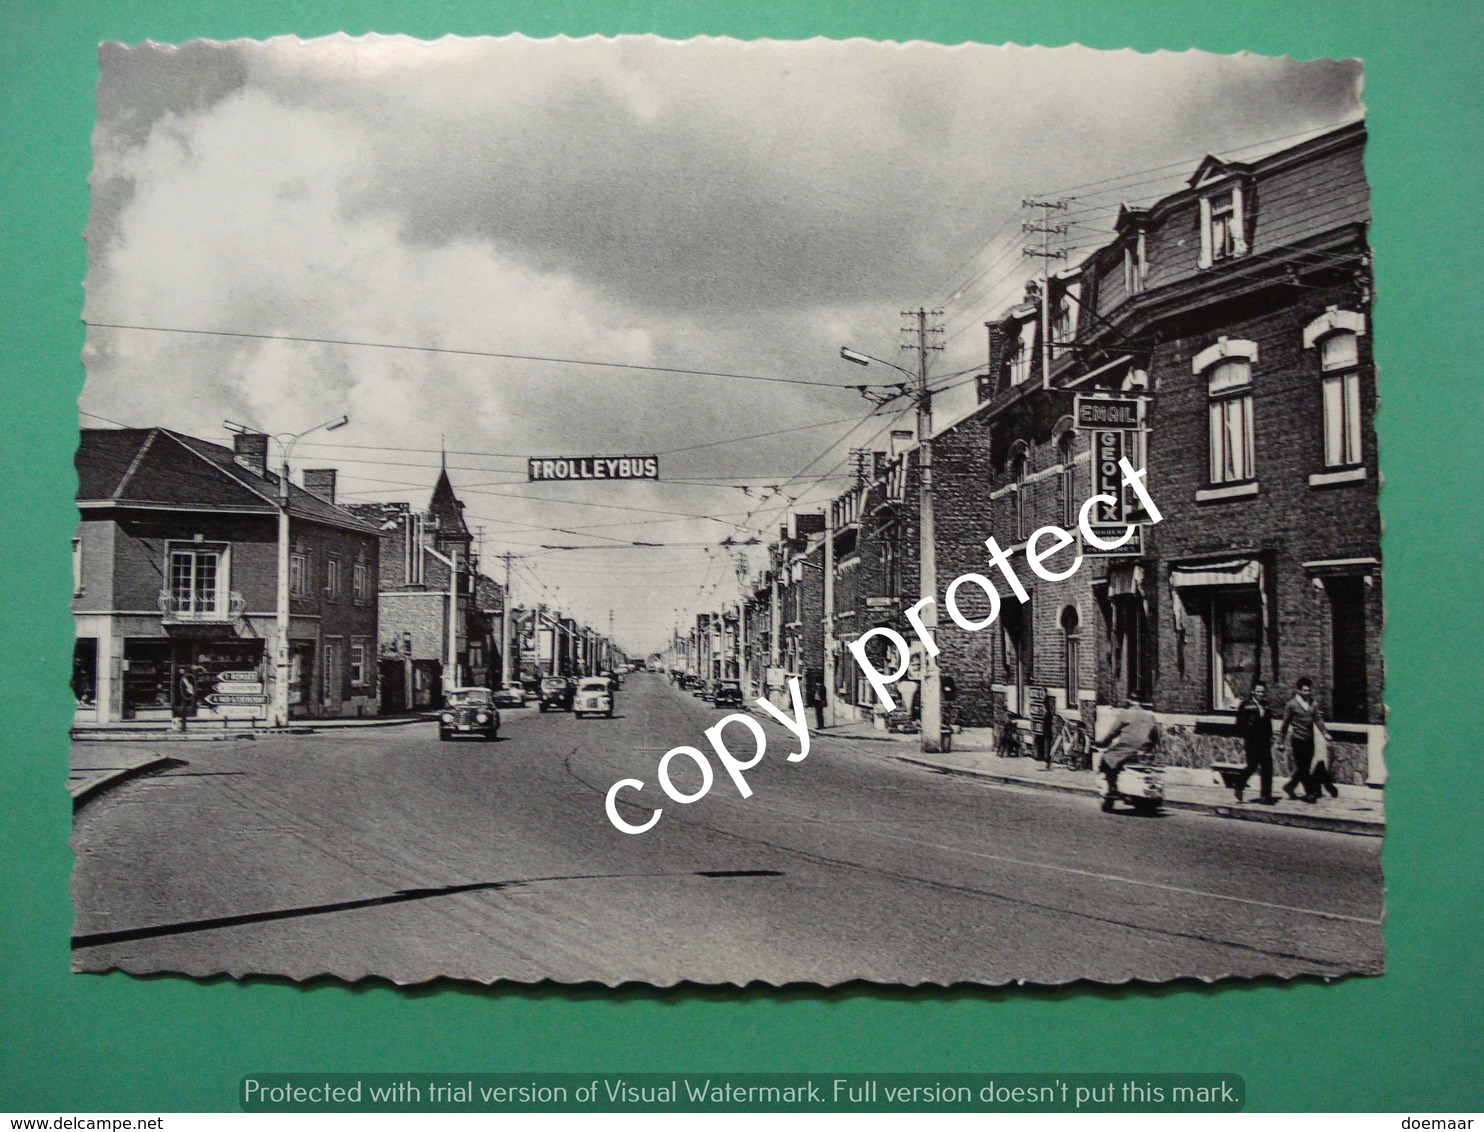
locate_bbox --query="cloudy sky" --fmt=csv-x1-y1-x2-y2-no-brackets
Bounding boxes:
80,35,1362,654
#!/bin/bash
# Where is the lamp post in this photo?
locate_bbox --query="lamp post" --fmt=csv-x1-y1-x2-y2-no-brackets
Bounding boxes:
227,414,349,729
840,335,942,753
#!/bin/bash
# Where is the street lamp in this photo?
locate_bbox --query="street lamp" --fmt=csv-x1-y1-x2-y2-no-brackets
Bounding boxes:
840,325,943,754
227,415,349,728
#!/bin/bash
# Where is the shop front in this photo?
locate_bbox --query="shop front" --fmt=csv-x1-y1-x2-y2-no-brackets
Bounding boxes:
121,634,268,724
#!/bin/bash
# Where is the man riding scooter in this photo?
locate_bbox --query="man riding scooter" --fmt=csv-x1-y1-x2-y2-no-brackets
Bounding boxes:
1095,696,1164,813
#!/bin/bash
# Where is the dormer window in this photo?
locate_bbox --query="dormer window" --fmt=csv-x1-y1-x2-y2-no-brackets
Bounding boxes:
1123,232,1147,295
1052,280,1081,354
1199,185,1248,267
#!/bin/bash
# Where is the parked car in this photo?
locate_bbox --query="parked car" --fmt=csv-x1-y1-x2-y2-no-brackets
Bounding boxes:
538,676,574,713
711,679,744,707
493,684,526,709
603,668,624,689
573,676,614,719
439,687,500,741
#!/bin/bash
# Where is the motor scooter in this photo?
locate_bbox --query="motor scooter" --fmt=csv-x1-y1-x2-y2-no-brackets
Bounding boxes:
1096,759,1167,815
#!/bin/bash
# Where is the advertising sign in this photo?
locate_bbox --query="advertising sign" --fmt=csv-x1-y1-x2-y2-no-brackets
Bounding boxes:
528,455,660,482
1075,394,1143,430
1092,429,1128,523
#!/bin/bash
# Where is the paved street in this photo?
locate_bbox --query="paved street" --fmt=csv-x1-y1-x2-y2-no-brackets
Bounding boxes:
72,673,1384,985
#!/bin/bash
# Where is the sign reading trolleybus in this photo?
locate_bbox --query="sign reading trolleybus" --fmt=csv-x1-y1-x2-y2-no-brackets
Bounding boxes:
528,455,660,482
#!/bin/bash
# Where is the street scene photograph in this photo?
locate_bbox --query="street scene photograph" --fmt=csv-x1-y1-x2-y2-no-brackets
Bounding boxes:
70,34,1385,986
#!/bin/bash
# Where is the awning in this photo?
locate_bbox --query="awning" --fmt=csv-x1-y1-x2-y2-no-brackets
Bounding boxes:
1169,558,1265,632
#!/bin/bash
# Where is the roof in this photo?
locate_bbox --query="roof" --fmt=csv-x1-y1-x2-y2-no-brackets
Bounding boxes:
76,427,380,534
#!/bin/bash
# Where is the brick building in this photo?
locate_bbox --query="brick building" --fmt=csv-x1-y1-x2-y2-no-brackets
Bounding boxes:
964,120,1382,781
72,427,380,725
345,467,498,711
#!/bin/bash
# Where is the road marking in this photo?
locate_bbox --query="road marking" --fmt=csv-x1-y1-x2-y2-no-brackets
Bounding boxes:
863,828,1382,925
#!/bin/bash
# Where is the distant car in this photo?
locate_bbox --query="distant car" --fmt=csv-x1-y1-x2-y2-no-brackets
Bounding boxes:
711,680,744,707
519,674,541,695
573,676,614,719
439,687,500,741
603,668,624,689
493,684,526,709
538,676,574,713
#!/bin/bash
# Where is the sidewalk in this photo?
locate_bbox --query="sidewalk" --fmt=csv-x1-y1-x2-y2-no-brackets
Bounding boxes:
68,745,177,808
817,718,1385,836
71,712,427,741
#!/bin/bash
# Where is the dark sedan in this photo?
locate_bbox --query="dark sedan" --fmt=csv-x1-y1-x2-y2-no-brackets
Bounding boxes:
438,687,500,741
538,676,574,712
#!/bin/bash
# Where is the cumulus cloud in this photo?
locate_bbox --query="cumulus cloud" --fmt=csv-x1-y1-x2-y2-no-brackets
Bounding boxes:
80,35,1362,651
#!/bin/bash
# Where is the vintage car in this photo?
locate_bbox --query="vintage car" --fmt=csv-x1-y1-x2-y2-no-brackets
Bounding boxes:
711,679,744,707
538,675,574,713
573,676,614,719
438,687,500,741
492,683,526,709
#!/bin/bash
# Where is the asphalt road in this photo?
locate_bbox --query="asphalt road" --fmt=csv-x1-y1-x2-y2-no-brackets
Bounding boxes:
71,673,1384,985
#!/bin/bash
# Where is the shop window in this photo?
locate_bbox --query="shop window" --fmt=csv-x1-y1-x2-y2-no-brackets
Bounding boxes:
1209,591,1262,710
167,546,226,619
72,638,98,706
1206,358,1255,484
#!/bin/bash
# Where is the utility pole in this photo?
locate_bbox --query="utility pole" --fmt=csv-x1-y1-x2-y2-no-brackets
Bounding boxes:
499,551,514,687
1023,198,1069,388
905,307,944,753
822,496,836,728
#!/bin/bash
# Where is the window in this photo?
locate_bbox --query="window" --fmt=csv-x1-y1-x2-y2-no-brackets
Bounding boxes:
1057,432,1076,528
1061,606,1081,696
1199,186,1248,268
325,557,342,600
289,552,307,597
1319,331,1362,468
1210,591,1262,710
1122,233,1146,295
1010,446,1029,541
349,642,367,687
72,537,83,597
168,547,224,618
353,561,370,604
404,512,425,585
1207,359,1254,484
1053,281,1081,352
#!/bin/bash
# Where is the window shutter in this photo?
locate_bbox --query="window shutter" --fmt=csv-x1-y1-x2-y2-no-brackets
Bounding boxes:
1198,197,1213,268
1231,185,1248,255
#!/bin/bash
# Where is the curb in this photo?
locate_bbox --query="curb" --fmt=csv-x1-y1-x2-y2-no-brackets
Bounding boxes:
71,716,427,741
892,754,1384,837
69,755,175,809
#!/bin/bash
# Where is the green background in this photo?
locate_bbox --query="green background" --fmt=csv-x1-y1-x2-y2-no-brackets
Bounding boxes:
2,0,1479,1114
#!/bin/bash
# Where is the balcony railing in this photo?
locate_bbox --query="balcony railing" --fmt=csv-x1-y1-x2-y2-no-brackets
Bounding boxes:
158,590,246,624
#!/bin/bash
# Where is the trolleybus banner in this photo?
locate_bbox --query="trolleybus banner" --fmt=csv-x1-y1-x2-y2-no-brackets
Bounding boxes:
528,455,660,482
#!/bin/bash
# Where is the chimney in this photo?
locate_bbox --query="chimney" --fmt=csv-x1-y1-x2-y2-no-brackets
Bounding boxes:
985,322,1009,400
303,468,338,504
233,432,269,477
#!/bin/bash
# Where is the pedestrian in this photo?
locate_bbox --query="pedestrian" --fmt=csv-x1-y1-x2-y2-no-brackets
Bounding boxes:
1036,689,1057,768
1278,677,1333,803
1233,681,1277,804
806,671,826,731
1095,697,1162,812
